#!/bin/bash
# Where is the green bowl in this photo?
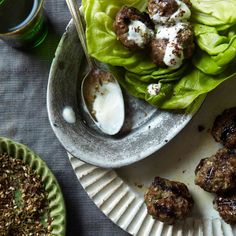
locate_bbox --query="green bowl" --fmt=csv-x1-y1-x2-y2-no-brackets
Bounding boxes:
0,137,66,236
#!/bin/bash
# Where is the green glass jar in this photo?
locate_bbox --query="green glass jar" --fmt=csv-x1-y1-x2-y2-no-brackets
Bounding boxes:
0,0,48,48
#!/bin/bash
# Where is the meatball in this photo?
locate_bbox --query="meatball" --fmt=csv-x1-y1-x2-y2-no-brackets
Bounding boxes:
113,6,154,50
150,23,194,68
147,0,192,24
144,176,194,224
150,38,168,67
212,107,236,149
148,0,179,19
195,148,236,194
214,193,236,224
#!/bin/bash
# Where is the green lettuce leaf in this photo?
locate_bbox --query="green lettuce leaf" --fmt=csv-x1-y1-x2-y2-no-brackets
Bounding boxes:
151,62,236,109
112,62,236,109
190,0,236,30
192,24,236,75
82,0,236,109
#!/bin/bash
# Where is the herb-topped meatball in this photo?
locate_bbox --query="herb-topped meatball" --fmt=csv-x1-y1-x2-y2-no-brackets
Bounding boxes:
212,107,236,149
144,176,194,224
147,0,192,24
113,6,154,50
113,0,194,69
150,22,194,68
195,148,236,194
149,0,194,68
214,193,236,224
148,0,179,23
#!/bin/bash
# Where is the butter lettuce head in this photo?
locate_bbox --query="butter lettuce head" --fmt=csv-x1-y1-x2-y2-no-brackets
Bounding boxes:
82,0,236,109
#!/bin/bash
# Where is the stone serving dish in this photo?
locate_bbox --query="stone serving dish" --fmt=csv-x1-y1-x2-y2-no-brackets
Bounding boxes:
47,20,203,168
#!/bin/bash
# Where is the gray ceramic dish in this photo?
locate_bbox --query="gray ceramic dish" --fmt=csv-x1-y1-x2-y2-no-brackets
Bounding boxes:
47,20,204,168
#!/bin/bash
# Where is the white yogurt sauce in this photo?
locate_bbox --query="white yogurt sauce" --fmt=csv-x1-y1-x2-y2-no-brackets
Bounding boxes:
151,0,192,68
92,81,124,135
156,23,187,68
62,106,76,124
147,83,162,95
152,0,191,24
127,20,154,48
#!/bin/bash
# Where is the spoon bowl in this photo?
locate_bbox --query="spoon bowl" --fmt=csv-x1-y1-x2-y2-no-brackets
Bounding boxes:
82,68,125,135
65,0,125,135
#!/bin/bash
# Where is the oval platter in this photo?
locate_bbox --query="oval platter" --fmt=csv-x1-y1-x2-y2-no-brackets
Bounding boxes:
47,20,204,168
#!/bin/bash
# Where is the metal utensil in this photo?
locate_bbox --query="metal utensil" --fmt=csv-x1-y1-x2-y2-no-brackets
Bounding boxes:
65,0,125,135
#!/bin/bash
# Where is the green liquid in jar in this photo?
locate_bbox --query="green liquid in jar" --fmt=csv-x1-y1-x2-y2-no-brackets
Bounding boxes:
0,0,48,48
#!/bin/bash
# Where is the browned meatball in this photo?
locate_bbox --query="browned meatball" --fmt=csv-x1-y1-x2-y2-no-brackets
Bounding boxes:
181,0,192,7
113,6,154,50
195,148,236,194
214,193,236,224
147,0,192,23
150,38,168,67
144,176,194,224
212,108,236,149
148,0,179,19
178,24,195,58
150,23,194,68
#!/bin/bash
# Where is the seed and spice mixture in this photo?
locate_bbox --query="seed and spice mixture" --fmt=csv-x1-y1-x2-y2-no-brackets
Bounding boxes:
0,153,52,236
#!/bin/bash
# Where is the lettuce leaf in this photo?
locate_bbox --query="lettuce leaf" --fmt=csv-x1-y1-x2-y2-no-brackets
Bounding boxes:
190,0,236,30
112,62,236,109
192,24,236,75
82,0,236,109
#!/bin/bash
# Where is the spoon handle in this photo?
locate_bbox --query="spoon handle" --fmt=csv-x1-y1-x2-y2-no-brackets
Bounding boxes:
65,0,94,69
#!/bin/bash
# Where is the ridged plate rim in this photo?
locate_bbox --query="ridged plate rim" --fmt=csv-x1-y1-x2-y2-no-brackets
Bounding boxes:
68,153,236,236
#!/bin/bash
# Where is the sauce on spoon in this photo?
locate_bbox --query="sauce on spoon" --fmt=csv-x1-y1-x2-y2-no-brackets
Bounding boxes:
83,69,125,135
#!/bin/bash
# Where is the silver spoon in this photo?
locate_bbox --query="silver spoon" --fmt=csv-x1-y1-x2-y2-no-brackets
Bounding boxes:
65,0,125,135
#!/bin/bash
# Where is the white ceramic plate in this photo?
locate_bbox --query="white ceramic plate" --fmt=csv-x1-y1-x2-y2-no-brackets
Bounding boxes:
47,21,203,168
69,76,236,235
